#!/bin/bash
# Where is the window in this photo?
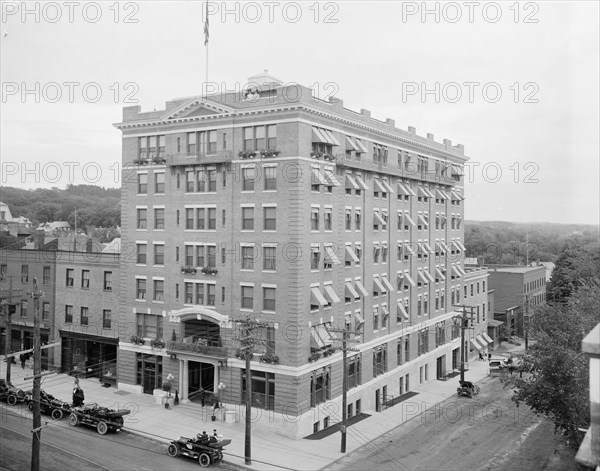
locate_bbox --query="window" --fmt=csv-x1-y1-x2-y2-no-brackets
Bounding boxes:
243,125,277,151
345,209,352,230
373,306,379,331
310,367,331,407
207,284,216,306
184,283,194,304
264,207,276,230
436,322,446,347
21,265,29,283
397,340,403,365
347,355,361,389
154,172,165,193
241,286,253,309
324,208,332,231
80,307,89,326
137,173,147,194
137,208,147,229
154,208,165,229
418,329,429,356
264,166,276,190
136,279,147,300
242,167,255,191
242,246,254,270
42,302,50,320
137,244,147,264
194,208,205,229
154,244,164,265
207,170,217,192
311,247,320,270
136,312,164,339
81,270,90,288
154,279,164,301
42,266,51,285
404,337,410,362
195,246,205,267
355,209,361,230
65,305,73,323
0,264,6,275
242,207,254,230
206,246,217,268
373,345,387,377
241,369,275,411
103,310,112,329
311,207,320,231
195,283,205,305
207,208,216,230
186,171,195,192
263,287,276,311
66,268,74,287
20,300,28,317
263,247,276,271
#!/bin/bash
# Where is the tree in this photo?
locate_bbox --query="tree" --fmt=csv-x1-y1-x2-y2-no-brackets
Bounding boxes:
548,242,600,302
506,282,600,444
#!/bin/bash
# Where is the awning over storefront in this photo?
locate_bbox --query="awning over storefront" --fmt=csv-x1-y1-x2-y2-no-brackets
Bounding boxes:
471,337,483,350
482,333,494,344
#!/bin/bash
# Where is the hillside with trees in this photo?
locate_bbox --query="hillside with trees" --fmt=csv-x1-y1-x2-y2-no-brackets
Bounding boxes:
463,220,598,265
0,185,121,230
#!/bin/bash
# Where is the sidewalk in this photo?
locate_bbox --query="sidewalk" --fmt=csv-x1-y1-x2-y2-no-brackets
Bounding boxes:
2,354,512,471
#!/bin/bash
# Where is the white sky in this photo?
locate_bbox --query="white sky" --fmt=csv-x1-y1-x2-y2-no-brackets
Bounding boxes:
1,1,598,225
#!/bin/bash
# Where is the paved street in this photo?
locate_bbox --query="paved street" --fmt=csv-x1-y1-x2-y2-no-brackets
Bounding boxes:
0,407,207,471
325,375,577,471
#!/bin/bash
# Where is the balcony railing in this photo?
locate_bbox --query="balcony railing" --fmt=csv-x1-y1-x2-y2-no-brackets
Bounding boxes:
166,150,233,167
166,340,228,359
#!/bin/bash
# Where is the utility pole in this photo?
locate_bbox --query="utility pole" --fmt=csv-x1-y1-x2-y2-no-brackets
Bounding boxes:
28,277,44,471
453,305,475,383
232,315,270,466
0,273,22,383
326,324,358,454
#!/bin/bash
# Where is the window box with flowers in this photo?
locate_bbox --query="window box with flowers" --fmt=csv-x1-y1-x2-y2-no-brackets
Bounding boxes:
151,338,165,349
238,150,257,159
310,151,335,161
152,156,167,165
130,335,145,345
201,267,218,275
260,352,279,364
259,149,280,159
308,352,321,362
181,266,197,274
133,159,148,166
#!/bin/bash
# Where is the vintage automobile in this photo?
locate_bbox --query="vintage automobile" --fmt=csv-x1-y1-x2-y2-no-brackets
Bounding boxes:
457,380,480,398
167,434,231,467
0,379,29,406
26,390,72,420
68,403,130,435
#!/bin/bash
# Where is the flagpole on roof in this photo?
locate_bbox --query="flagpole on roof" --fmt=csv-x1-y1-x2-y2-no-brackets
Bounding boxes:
204,0,209,100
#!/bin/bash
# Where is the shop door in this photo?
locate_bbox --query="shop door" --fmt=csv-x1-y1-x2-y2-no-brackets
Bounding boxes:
452,348,459,370
437,355,445,380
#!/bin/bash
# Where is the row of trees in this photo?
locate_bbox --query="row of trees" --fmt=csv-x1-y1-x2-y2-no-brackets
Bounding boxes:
507,240,600,446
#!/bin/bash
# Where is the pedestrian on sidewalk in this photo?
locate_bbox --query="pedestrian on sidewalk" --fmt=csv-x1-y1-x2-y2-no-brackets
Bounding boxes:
73,379,85,407
199,386,205,407
20,354,25,369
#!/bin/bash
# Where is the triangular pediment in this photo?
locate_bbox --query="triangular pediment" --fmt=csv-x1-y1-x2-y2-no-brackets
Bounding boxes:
164,97,234,120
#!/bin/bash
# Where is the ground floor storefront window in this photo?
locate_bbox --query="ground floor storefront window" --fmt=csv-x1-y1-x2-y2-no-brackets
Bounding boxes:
241,369,275,410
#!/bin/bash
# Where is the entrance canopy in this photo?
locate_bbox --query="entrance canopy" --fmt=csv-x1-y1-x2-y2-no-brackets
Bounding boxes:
169,307,231,328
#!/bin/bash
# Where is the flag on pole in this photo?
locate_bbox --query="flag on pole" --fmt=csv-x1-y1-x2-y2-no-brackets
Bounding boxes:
204,1,209,46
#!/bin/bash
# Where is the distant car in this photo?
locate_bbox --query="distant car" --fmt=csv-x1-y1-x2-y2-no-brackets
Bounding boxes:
488,358,509,373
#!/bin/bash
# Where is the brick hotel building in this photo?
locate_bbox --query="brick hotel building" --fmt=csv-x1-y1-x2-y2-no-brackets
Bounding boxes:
114,72,486,437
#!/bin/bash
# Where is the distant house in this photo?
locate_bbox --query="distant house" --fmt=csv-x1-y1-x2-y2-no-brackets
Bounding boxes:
102,238,121,254
0,202,33,238
38,221,71,235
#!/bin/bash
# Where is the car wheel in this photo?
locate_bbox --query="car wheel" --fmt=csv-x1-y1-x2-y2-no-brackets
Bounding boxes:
68,413,79,426
7,395,17,406
51,409,63,420
28,402,34,412
97,421,108,435
198,453,211,467
167,444,180,457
